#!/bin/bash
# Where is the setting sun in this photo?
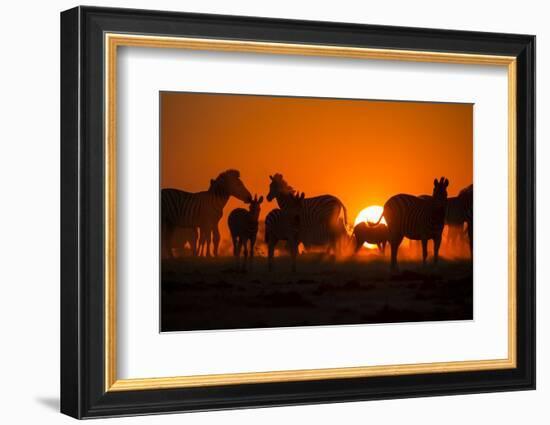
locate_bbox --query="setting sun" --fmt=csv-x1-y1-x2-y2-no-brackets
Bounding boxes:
355,205,386,226
354,205,387,249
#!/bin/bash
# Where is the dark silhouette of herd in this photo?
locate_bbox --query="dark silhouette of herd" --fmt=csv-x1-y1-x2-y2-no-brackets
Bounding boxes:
161,170,473,271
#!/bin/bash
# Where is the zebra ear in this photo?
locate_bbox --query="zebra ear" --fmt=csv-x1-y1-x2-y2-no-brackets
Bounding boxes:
258,196,264,204
434,178,438,186
269,175,273,181
444,178,449,187
300,192,305,200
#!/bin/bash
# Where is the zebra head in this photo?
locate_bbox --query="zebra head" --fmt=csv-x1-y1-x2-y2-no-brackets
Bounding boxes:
432,177,450,202
267,173,294,202
248,194,264,220
210,169,252,203
282,191,305,231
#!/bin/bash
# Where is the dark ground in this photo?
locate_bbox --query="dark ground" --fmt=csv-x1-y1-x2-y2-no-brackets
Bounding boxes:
161,254,473,332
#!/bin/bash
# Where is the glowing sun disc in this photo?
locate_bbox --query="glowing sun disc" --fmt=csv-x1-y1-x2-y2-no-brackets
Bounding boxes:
354,205,386,249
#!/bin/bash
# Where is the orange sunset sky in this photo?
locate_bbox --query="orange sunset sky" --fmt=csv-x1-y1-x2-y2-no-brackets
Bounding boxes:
161,92,472,240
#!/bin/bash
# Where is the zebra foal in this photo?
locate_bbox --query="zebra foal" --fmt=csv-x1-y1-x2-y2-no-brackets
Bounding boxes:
228,195,263,269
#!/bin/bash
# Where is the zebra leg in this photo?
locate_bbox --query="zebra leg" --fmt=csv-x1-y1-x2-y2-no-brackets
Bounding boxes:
242,240,248,270
249,237,256,269
231,236,238,257
161,224,174,259
212,226,220,257
191,228,198,256
290,241,298,272
199,236,207,257
434,235,442,265
354,239,362,254
421,239,428,265
268,240,275,272
236,238,243,267
205,230,212,257
390,237,402,271
197,227,206,257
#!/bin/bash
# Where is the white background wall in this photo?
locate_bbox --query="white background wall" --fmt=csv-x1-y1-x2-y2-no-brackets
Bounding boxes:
0,0,545,423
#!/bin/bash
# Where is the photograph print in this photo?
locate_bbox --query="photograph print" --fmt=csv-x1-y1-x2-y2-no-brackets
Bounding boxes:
160,92,474,332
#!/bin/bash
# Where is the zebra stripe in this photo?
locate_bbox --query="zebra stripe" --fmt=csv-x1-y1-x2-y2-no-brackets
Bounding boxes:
161,169,252,258
161,186,228,229
265,191,304,271
267,174,347,251
265,209,290,244
383,194,446,241
379,177,449,269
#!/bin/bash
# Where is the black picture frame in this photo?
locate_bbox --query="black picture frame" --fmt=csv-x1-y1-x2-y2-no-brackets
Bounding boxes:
61,5,535,419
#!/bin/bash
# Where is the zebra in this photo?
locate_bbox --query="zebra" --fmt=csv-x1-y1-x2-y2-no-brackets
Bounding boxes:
458,184,473,254
227,195,263,269
445,196,469,247
266,173,348,254
161,169,252,259
420,194,469,249
373,177,449,270
352,222,388,254
265,192,305,272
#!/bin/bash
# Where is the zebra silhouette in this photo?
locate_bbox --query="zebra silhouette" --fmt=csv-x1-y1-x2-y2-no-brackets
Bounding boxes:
445,196,469,248
352,222,388,254
265,192,305,272
228,194,263,269
161,169,252,259
458,184,473,254
373,177,449,270
419,195,469,249
266,173,348,254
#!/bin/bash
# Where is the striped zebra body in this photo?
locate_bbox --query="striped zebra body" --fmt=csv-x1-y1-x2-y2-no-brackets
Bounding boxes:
267,174,347,254
384,195,446,241
162,188,227,229
161,170,252,259
161,187,228,258
380,177,449,270
265,209,297,246
265,192,304,271
275,193,347,252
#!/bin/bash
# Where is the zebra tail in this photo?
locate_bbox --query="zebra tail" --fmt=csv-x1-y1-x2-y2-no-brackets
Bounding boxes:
368,208,384,227
341,202,348,228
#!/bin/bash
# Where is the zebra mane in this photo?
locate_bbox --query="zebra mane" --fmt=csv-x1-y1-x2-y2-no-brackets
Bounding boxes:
272,173,295,194
216,169,240,181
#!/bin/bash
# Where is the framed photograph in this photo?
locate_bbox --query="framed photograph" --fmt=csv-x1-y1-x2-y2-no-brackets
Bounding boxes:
60,6,535,419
